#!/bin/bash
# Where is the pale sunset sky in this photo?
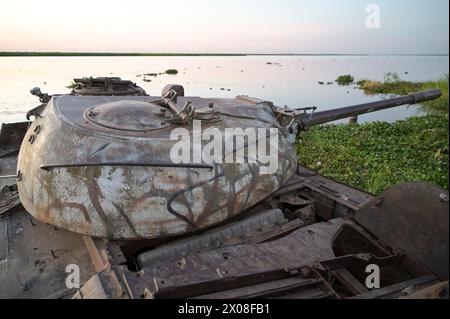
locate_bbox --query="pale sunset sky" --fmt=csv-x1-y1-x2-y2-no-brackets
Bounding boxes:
0,0,448,54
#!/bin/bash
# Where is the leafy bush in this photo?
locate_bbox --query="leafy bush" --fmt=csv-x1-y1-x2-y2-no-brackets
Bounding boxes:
335,74,354,85
165,69,178,75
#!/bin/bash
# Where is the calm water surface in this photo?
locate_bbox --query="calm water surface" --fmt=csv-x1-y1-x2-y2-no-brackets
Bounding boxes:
0,55,448,124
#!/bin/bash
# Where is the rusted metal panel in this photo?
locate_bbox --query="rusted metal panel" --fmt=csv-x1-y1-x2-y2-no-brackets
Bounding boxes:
0,208,95,298
122,217,428,299
73,268,128,299
124,219,348,298
0,122,27,190
348,275,437,299
297,166,374,212
400,281,449,299
72,274,109,299
0,184,21,215
137,209,287,267
191,274,335,299
0,122,29,146
355,182,449,281
332,269,368,295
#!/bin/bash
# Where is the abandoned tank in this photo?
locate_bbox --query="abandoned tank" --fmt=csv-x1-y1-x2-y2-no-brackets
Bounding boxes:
0,77,448,299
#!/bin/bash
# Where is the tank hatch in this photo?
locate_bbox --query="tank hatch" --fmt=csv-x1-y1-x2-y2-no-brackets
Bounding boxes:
84,100,173,131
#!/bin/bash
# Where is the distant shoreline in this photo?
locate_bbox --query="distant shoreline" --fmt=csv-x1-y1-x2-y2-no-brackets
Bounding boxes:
0,52,448,57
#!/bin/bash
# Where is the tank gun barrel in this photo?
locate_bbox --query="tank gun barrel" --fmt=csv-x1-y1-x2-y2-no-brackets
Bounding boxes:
298,89,442,129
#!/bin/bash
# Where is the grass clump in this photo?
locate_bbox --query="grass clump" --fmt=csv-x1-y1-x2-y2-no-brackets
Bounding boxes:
66,81,77,89
336,74,354,85
357,74,449,113
165,69,178,75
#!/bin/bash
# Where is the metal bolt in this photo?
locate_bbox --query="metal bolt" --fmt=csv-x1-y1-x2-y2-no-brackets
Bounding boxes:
439,193,449,202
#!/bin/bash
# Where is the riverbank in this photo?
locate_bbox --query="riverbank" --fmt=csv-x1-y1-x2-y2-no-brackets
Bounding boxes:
296,77,449,195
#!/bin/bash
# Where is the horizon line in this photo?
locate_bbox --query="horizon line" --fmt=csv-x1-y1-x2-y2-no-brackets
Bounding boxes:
0,51,448,57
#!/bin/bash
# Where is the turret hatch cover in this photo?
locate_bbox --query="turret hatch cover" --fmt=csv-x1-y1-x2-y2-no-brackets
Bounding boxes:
84,100,172,131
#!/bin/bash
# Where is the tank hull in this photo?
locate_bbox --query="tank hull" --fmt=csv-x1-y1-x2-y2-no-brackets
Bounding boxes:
1,81,447,298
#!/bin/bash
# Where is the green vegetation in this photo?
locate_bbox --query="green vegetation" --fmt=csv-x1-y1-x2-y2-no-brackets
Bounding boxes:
165,69,178,75
358,74,449,113
297,114,449,194
335,74,354,85
66,81,77,89
297,76,449,195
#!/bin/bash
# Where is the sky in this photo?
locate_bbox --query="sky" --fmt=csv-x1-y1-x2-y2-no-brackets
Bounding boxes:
0,0,448,54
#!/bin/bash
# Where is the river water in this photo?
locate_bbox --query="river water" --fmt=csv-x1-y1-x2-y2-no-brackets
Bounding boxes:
0,55,447,124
